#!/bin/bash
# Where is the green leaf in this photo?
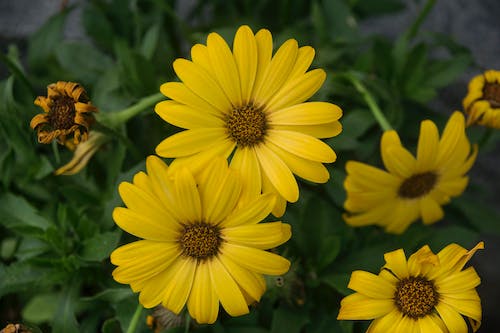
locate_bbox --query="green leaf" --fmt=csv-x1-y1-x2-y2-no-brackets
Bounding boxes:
321,273,351,296
140,23,161,60
27,9,69,70
1,237,17,260
22,293,59,324
0,262,49,297
52,287,80,333
55,41,114,84
425,54,472,89
101,318,122,333
425,225,479,251
318,235,341,270
0,193,51,231
452,196,500,235
80,230,121,262
81,288,133,303
270,306,309,333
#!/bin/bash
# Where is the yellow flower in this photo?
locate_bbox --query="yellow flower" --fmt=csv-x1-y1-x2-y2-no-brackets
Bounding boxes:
110,156,291,324
30,81,98,146
344,112,477,234
338,242,484,333
463,70,500,128
154,25,342,217
54,131,108,175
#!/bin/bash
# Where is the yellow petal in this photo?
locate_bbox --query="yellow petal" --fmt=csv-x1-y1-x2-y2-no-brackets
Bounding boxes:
174,168,202,223
253,39,298,106
383,200,420,234
255,144,299,202
267,101,342,125
383,145,417,178
190,43,212,72
204,167,242,224
187,262,219,324
221,243,290,275
337,293,395,320
419,196,444,225
221,193,276,228
417,315,446,333
435,302,468,333
155,100,224,129
267,142,330,183
440,293,482,325
265,69,326,112
266,130,336,163
286,46,315,81
209,256,249,316
223,222,291,249
251,29,273,101
233,25,257,103
365,309,403,333
407,245,439,277
345,161,399,190
218,254,266,302
138,267,175,308
416,120,439,172
436,267,481,293
113,207,179,241
437,112,465,165
160,82,221,116
230,147,261,204
161,257,197,314
273,121,342,138
347,271,396,299
383,249,409,279
173,58,232,112
155,128,227,157
207,32,242,105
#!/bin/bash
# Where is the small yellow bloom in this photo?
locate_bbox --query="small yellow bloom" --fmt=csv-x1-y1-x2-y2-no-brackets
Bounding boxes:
54,131,108,175
338,242,484,333
344,112,477,234
463,70,500,128
154,25,342,217
110,156,291,324
30,81,98,146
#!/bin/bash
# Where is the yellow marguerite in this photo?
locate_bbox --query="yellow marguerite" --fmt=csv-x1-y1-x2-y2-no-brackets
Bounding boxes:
338,242,484,333
344,112,477,234
110,156,291,324
463,70,500,128
154,25,342,216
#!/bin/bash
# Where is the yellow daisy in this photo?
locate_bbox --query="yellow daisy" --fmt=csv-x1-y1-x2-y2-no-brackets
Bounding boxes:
463,70,500,128
30,81,98,147
110,156,291,324
154,25,342,217
338,242,484,333
344,112,477,234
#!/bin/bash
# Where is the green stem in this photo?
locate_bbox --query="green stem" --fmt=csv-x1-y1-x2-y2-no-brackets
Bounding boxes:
52,140,61,164
98,92,164,128
344,73,393,131
184,312,191,333
126,303,143,333
406,0,437,40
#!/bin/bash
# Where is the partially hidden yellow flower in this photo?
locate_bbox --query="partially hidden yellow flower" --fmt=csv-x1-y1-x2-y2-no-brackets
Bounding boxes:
463,70,500,128
30,81,98,146
338,242,484,333
154,25,342,217
54,131,108,175
110,156,291,324
344,112,477,234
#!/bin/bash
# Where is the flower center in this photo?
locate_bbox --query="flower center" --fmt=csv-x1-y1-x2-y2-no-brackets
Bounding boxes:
394,276,438,319
226,103,267,147
398,172,438,199
179,222,222,260
483,82,500,108
48,95,76,130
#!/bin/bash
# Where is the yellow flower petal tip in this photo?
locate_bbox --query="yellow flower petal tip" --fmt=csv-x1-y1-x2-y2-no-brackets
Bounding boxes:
338,243,483,332
31,81,98,146
343,111,476,234
153,25,342,213
110,157,291,324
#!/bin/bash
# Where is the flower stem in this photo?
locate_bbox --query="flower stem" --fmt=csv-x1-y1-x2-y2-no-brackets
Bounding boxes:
98,92,164,128
344,72,393,131
126,303,143,333
184,312,191,333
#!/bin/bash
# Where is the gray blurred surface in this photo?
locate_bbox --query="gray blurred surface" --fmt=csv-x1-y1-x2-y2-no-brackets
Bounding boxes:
0,0,499,331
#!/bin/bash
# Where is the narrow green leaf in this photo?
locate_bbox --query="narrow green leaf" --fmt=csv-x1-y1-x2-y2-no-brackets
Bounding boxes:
52,287,80,333
22,293,59,324
0,193,51,231
81,230,121,262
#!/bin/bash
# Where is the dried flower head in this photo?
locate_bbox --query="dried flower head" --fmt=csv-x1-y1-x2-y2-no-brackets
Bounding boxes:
30,81,98,146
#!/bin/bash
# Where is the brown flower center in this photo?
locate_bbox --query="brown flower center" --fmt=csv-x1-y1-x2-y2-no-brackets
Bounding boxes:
226,103,267,147
179,222,222,260
395,276,438,319
483,82,500,108
48,95,76,130
398,172,438,199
